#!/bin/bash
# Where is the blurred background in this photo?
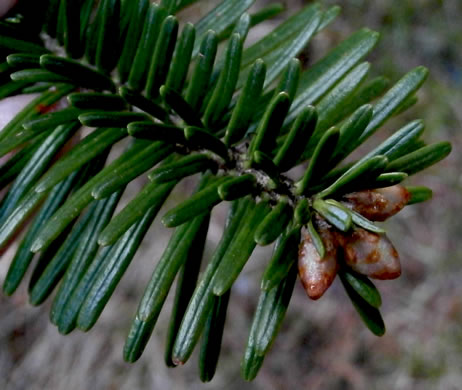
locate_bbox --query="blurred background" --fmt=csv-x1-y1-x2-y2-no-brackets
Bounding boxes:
0,0,461,389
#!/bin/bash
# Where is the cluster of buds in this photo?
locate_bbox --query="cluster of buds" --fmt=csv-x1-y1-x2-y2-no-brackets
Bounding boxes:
298,185,411,300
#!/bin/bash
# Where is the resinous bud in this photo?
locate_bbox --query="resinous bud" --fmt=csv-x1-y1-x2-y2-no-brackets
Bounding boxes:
298,223,339,300
342,185,411,222
338,228,401,280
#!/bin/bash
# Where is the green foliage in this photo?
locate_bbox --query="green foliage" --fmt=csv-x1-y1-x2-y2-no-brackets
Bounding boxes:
0,0,452,382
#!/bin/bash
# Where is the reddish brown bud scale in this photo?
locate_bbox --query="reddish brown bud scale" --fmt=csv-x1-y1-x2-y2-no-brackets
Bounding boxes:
36,101,60,114
338,228,401,280
298,224,339,300
343,185,411,222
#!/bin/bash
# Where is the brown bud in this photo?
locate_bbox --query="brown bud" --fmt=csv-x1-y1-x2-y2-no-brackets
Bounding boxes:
339,228,401,280
343,185,411,222
298,223,339,300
